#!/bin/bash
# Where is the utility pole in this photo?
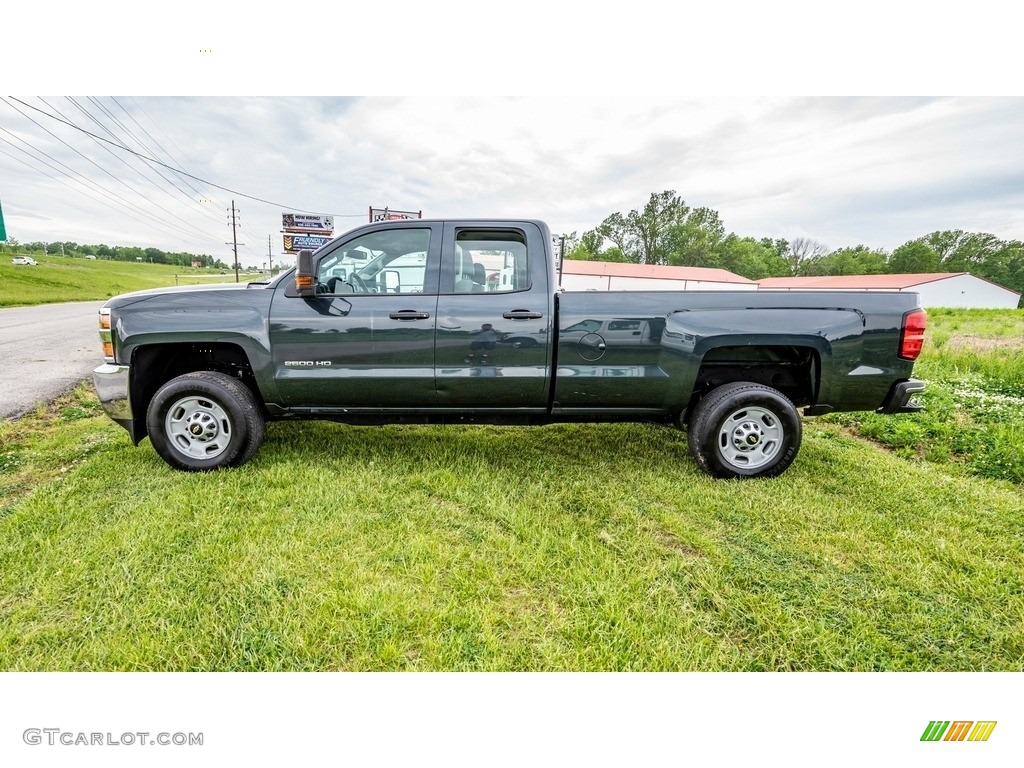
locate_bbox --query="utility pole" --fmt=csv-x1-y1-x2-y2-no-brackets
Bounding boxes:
267,235,273,275
226,200,245,283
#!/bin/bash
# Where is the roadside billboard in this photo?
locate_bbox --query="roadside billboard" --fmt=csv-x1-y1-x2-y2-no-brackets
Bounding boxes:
369,207,422,222
283,234,333,253
282,213,334,234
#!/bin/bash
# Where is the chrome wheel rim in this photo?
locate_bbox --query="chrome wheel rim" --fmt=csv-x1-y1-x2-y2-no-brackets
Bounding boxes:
165,395,232,460
717,406,782,469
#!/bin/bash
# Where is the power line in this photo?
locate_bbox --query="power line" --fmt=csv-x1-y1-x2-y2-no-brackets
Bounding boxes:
128,96,223,204
8,97,367,218
111,96,212,201
126,96,264,252
2,97,222,243
73,97,229,230
78,98,266,252
0,139,219,251
97,96,225,215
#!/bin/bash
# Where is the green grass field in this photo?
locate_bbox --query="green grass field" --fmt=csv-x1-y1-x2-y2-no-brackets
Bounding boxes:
0,255,252,307
828,308,1024,484
0,310,1022,671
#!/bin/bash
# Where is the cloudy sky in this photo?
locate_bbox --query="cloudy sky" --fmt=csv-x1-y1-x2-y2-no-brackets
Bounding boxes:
4,7,1022,267
4,96,1023,267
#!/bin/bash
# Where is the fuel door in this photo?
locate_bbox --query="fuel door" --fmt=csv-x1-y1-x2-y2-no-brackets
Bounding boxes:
578,332,607,361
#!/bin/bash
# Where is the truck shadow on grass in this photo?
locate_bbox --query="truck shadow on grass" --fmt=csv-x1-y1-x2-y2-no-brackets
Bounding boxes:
256,420,699,480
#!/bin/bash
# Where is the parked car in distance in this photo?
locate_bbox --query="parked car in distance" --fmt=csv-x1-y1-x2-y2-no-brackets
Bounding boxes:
11,256,38,266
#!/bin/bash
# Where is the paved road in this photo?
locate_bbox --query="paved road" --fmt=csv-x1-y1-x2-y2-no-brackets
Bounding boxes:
0,301,106,420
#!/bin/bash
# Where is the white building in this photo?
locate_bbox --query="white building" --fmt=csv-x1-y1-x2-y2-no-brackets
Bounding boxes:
560,261,758,292
756,273,1020,309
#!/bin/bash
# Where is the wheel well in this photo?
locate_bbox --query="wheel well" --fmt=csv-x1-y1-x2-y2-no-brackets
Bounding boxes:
130,342,261,443
683,345,818,423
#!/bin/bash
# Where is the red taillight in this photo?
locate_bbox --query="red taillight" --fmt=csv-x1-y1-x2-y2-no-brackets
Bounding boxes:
899,308,927,360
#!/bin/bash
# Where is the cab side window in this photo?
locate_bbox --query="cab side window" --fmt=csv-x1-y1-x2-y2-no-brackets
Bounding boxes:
318,228,430,295
452,230,529,294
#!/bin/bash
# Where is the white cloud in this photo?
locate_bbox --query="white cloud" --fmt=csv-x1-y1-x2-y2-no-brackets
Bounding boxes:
2,95,1023,264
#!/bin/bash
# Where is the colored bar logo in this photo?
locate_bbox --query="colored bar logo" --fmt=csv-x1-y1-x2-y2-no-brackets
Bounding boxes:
921,721,997,742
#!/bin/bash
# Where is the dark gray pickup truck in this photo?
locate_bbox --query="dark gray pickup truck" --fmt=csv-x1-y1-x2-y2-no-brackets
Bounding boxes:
94,218,926,478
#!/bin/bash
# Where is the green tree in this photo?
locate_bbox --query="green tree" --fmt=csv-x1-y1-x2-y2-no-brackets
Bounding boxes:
718,235,791,280
593,190,691,264
803,245,889,276
888,240,940,273
665,207,726,268
787,238,828,275
562,230,604,261
925,230,1001,271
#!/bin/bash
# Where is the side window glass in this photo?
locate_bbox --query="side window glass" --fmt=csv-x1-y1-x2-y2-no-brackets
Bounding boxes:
452,230,529,294
565,319,601,333
317,228,430,295
607,320,641,331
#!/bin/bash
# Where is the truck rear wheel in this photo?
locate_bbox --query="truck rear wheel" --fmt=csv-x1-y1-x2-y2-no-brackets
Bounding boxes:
687,382,801,479
146,371,265,471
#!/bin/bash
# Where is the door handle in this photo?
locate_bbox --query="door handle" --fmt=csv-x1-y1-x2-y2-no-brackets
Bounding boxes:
502,310,543,320
389,310,431,320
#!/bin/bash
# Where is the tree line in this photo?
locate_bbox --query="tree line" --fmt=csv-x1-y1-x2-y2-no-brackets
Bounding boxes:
565,191,1024,301
0,238,229,270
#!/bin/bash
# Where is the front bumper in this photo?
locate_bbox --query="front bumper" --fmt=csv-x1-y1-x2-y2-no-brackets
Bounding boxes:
93,363,134,436
877,378,926,414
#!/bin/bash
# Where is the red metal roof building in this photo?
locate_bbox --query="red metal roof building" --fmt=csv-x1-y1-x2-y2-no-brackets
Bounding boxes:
558,262,1020,308
560,260,757,292
757,273,1020,308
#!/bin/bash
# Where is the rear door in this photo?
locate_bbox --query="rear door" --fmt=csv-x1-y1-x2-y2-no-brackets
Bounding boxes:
433,222,553,410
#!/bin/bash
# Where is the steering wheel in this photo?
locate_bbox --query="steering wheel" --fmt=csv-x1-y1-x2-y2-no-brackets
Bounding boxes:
349,273,369,293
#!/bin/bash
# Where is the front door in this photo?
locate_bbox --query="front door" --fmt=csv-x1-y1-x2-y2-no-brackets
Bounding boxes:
270,224,441,408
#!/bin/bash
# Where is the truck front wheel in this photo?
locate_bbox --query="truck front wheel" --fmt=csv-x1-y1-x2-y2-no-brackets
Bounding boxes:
146,371,265,471
687,382,801,479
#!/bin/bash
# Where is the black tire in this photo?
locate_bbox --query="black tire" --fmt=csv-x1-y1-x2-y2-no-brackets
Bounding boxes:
146,371,265,471
687,382,801,479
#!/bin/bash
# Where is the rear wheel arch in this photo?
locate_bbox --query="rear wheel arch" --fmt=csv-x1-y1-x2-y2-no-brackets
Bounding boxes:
682,344,820,424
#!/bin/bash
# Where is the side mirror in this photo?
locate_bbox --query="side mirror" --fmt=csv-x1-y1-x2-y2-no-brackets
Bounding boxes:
295,250,315,297
382,269,401,293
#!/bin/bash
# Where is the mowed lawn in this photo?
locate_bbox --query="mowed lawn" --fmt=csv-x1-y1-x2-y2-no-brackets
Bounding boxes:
0,255,246,308
1,382,1022,671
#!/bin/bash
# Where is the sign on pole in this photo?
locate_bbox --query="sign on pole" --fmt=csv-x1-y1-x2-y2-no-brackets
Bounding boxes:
369,207,422,222
283,234,333,253
282,212,334,253
281,213,334,234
